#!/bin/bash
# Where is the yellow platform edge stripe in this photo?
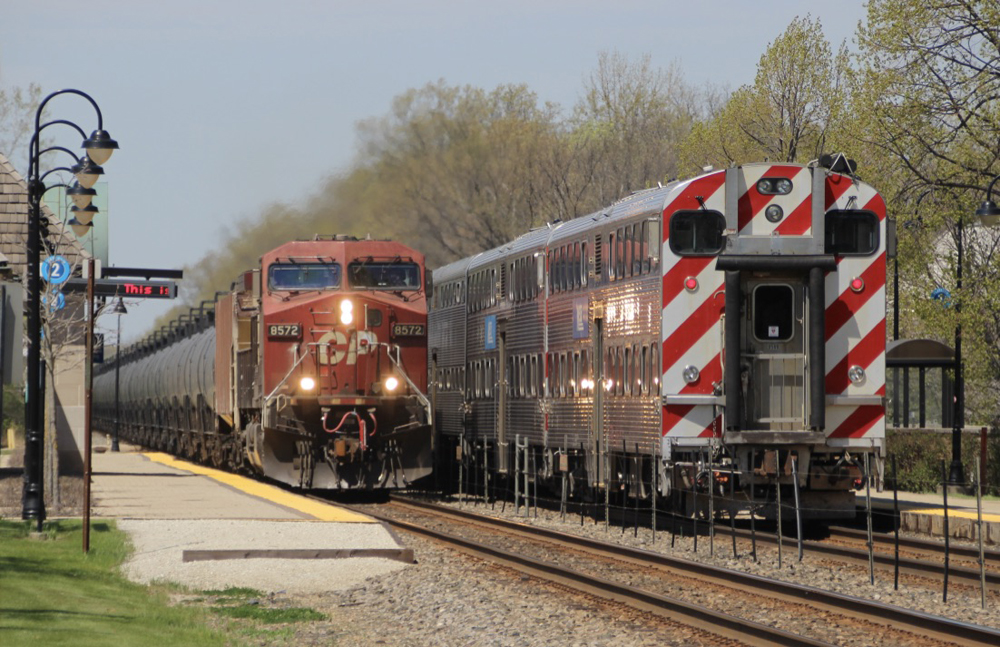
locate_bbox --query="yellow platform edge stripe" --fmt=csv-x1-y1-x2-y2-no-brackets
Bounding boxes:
905,508,1000,523
143,452,375,523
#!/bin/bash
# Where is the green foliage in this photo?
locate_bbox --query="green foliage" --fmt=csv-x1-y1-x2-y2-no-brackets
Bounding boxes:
0,519,228,647
679,15,850,172
2,383,24,434
887,429,999,495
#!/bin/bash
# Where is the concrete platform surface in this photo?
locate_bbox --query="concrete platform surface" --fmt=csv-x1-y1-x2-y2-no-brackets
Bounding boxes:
91,444,372,522
868,488,1000,545
90,443,413,593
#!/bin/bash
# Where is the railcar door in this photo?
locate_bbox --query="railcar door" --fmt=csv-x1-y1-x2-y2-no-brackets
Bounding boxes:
590,315,605,485
497,326,509,473
743,278,808,431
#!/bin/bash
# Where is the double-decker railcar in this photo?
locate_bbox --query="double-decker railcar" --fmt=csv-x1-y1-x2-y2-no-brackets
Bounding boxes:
430,157,888,518
94,236,434,490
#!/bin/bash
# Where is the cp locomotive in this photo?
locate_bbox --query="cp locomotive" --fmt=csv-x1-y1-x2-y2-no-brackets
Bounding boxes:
93,236,434,490
430,157,888,518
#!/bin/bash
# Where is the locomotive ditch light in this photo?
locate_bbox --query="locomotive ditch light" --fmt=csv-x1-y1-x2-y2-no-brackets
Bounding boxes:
299,376,317,391
340,299,354,325
384,376,400,392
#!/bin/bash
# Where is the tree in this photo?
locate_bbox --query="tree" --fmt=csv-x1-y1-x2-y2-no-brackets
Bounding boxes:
680,16,850,171
855,0,1000,427
0,81,43,176
573,52,698,203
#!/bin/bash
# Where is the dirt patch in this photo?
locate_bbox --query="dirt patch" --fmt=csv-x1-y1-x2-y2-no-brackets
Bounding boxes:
0,465,84,518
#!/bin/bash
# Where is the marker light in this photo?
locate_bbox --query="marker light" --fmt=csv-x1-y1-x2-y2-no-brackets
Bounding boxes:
850,277,865,293
384,376,400,392
684,277,698,292
299,376,316,391
848,365,866,385
683,365,700,385
340,299,354,325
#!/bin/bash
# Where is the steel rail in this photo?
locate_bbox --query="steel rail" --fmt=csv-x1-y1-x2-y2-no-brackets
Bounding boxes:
389,496,1000,647
704,524,1000,590
339,499,831,647
827,526,1000,569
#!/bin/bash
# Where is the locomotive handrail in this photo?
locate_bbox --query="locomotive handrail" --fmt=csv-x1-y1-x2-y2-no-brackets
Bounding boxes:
263,348,312,401
385,343,432,426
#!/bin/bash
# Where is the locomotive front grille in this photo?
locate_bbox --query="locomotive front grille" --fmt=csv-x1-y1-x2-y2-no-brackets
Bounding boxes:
747,353,805,429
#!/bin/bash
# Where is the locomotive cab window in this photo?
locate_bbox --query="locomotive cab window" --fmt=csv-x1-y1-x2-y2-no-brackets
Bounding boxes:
269,263,341,291
669,211,726,255
753,285,795,342
348,262,421,290
824,210,879,255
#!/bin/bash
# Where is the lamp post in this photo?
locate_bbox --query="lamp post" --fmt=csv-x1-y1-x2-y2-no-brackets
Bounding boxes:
950,211,966,486
109,298,127,452
22,89,117,528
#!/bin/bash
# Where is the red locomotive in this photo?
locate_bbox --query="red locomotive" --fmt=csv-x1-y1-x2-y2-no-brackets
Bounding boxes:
94,235,434,490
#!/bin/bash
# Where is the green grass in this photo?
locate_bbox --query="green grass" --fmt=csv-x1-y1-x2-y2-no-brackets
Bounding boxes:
0,519,228,647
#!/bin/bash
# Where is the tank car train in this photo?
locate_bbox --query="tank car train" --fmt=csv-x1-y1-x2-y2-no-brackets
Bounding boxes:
429,156,889,519
93,236,434,490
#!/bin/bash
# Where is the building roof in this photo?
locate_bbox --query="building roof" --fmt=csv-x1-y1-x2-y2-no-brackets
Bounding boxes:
0,151,88,280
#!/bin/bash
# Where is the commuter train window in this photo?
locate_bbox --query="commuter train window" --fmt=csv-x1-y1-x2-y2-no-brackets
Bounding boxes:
348,262,420,290
753,285,795,342
669,210,726,256
269,263,341,291
825,210,879,255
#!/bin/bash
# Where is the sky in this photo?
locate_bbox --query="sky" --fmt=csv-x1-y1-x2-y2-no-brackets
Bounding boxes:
1,0,870,343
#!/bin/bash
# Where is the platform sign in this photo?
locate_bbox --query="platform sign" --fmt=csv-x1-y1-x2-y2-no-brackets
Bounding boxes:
63,278,178,299
41,255,72,285
42,291,66,312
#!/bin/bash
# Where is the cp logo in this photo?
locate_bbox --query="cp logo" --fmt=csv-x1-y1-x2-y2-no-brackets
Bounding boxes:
317,330,350,365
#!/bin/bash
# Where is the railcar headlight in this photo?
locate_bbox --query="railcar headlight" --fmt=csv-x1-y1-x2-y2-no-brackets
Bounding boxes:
775,178,793,194
848,365,866,385
683,365,700,385
299,376,316,391
384,376,400,392
765,204,784,223
340,299,354,325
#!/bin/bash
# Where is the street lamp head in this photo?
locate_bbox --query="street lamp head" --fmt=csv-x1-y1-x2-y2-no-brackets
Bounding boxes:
70,155,104,189
82,129,119,165
977,174,1000,227
109,297,128,315
66,182,97,209
67,217,94,238
975,199,1000,227
70,203,99,225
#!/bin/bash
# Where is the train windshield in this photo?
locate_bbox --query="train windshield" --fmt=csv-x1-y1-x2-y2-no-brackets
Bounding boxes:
268,263,341,290
348,262,421,290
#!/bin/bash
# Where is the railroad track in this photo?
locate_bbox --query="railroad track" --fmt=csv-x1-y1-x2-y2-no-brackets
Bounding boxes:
698,523,1000,591
331,494,1000,647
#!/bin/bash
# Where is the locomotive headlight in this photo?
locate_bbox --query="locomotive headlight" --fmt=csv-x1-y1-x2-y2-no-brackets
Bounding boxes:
682,365,700,385
756,179,773,194
384,376,400,392
775,178,793,194
765,204,784,223
340,299,354,325
848,365,866,385
299,376,317,391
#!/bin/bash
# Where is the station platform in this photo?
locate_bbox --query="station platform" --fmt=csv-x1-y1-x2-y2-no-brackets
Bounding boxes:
90,439,414,593
867,489,1000,545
